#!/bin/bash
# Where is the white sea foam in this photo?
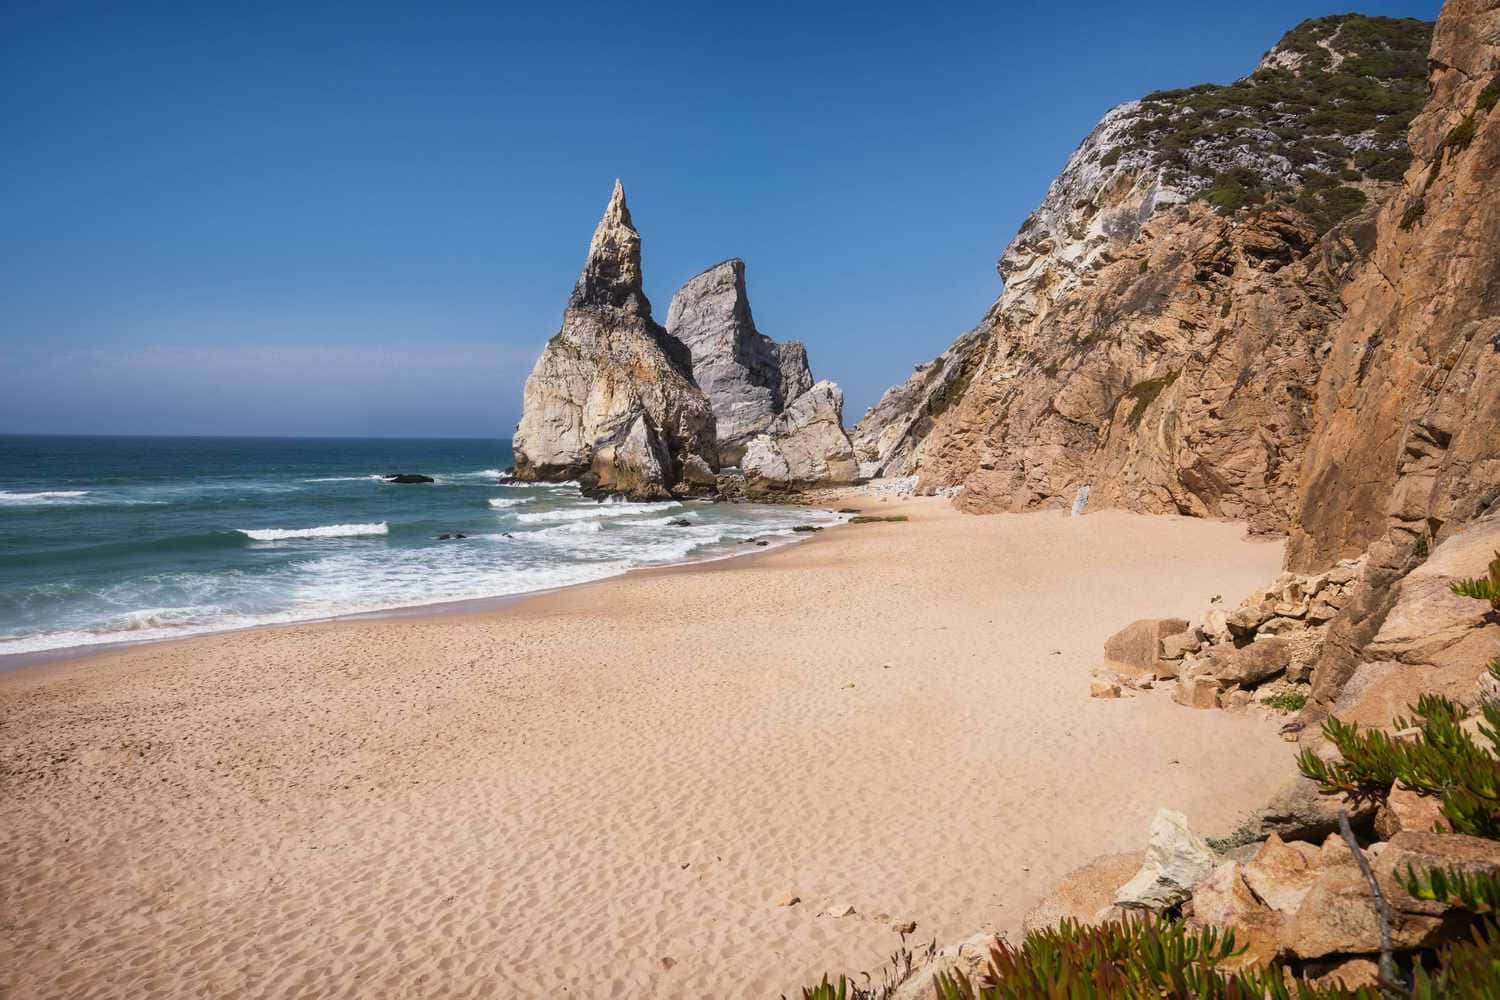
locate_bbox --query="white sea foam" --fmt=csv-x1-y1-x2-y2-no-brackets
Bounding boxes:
0,493,844,657
487,497,533,509
512,501,678,524
303,475,385,483
237,522,390,542
0,490,91,505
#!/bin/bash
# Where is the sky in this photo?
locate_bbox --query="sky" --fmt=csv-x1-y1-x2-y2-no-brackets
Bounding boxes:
1,0,1441,439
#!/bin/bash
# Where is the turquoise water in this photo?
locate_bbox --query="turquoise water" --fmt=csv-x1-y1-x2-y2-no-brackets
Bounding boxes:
0,435,839,656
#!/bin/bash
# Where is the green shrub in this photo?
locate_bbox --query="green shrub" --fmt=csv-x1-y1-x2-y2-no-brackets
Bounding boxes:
1400,198,1426,231
1297,665,1500,838
1262,690,1308,713
1478,77,1500,114
1447,114,1480,155
1122,15,1430,205
928,915,1383,999
1099,148,1122,168
1295,185,1369,234
1450,551,1500,610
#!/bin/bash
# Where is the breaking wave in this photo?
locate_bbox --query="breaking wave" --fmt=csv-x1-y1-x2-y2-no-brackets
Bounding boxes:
0,490,91,505
237,522,390,542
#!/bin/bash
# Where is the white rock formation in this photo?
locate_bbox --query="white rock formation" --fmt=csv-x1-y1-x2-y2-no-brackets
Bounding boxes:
512,181,717,498
1114,808,1220,911
740,380,858,497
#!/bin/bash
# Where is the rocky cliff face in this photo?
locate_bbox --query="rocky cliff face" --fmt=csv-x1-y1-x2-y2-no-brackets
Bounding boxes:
1286,0,1500,716
1287,6,1500,572
665,259,814,465
512,182,718,498
855,14,1433,534
850,325,984,479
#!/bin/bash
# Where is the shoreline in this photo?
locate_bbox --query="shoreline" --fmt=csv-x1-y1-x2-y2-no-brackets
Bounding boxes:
0,502,840,675
1,497,1295,998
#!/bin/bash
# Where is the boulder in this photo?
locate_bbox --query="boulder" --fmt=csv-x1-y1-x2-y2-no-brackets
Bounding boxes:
665,258,814,465
890,931,997,1000
512,181,718,498
1020,851,1145,935
1114,809,1219,911
1239,773,1375,843
1304,957,1382,991
1226,603,1275,637
1215,638,1293,687
1103,618,1189,682
1375,830,1500,919
1172,674,1220,710
1161,630,1202,660
384,473,434,484
1184,861,1282,969
1374,788,1447,839
741,381,859,496
1286,863,1448,960
1241,834,1320,914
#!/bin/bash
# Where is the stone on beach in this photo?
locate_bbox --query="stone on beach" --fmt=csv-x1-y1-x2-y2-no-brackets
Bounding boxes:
1114,808,1219,911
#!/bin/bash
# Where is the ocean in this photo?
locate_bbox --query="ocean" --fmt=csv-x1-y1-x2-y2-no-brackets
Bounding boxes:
0,435,841,658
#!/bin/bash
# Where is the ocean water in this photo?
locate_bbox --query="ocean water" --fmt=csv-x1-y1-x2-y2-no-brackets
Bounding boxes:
0,435,841,657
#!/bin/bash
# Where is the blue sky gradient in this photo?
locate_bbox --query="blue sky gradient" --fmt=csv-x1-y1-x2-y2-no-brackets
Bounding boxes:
1,0,1440,438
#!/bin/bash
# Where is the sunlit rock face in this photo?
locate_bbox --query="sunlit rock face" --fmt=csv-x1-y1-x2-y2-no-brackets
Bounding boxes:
666,258,813,466
512,181,717,498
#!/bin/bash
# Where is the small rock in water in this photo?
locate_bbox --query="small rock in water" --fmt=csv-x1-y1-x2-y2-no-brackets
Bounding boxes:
437,533,451,540
837,508,859,514
384,473,435,484
755,540,768,546
792,525,823,533
667,518,692,527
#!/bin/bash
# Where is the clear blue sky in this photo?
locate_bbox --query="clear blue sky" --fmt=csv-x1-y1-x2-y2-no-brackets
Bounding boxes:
1,0,1440,438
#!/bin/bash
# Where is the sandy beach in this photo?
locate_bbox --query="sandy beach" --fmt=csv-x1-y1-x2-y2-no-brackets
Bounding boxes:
1,498,1295,999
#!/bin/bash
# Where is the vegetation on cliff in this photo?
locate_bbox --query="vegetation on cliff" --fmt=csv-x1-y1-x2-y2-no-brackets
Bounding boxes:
1115,15,1432,231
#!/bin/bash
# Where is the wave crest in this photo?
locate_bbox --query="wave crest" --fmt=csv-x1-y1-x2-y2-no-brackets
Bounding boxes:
0,490,91,505
237,522,389,542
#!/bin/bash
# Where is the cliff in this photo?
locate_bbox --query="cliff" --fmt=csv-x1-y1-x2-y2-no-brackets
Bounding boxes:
511,182,719,498
856,14,1434,535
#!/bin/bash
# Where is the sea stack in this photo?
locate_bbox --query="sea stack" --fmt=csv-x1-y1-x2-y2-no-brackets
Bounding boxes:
665,259,814,465
511,181,718,499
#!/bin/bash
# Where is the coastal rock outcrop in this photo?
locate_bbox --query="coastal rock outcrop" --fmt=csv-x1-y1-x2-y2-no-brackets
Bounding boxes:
741,381,858,497
851,326,984,480
854,15,1432,534
1112,1,1500,722
665,259,814,465
512,181,718,498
